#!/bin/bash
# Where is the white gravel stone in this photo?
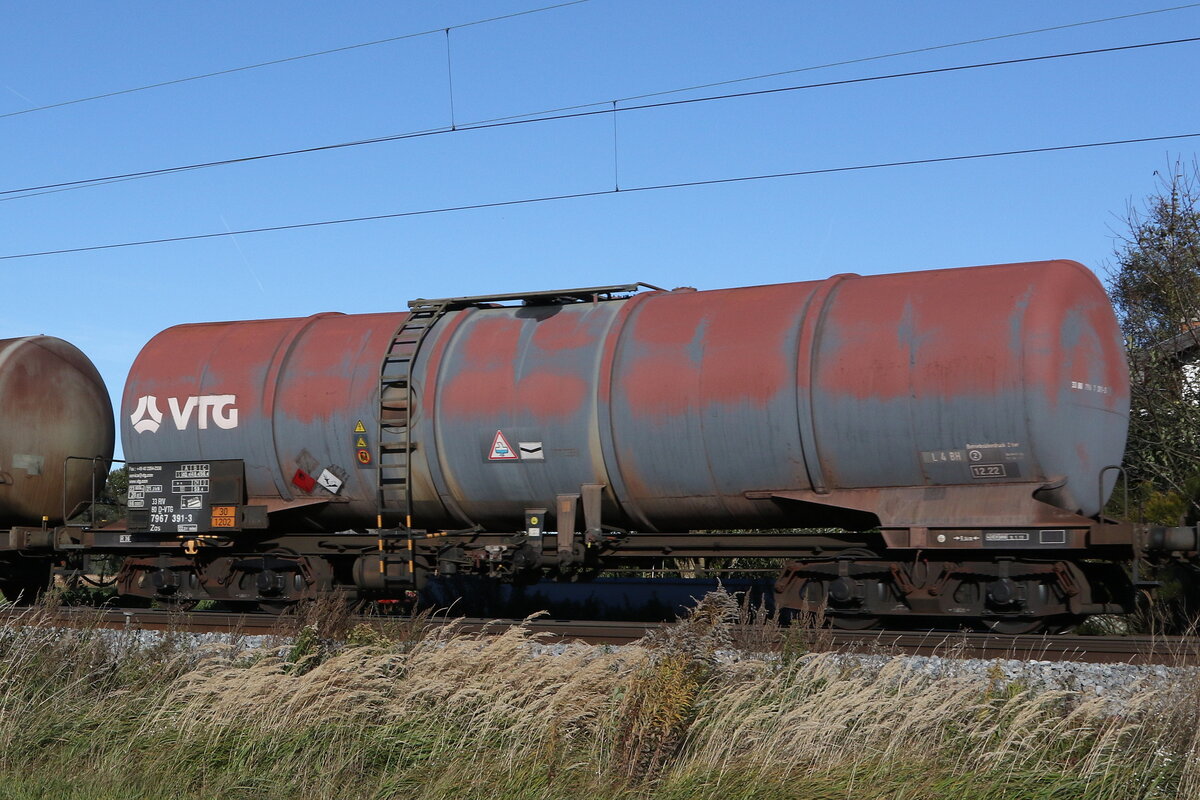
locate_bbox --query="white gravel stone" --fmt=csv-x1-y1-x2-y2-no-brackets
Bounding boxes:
32,623,1198,710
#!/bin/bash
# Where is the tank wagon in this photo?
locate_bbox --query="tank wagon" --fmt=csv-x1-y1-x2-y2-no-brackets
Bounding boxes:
5,259,1196,631
0,336,114,598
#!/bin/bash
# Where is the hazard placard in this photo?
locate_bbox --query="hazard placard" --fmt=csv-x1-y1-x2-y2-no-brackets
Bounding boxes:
354,420,367,433
292,468,317,493
488,430,518,461
317,469,344,495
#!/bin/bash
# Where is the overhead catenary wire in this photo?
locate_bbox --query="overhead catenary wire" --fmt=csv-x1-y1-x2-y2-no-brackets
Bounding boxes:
485,1,1200,123
0,0,589,120
3,130,1197,262
4,33,1199,201
1,1,1193,125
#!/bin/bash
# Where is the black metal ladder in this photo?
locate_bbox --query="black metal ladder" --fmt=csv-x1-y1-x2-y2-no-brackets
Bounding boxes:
377,301,449,525
375,282,658,527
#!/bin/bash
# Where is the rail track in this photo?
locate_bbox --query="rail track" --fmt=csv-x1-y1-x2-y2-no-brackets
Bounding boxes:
1,606,1196,665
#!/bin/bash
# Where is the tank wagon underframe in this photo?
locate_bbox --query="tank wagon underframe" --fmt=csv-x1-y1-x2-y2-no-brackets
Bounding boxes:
0,472,1146,630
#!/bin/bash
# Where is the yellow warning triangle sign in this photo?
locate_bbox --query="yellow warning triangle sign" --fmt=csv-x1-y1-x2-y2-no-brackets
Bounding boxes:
354,420,367,433
355,435,368,448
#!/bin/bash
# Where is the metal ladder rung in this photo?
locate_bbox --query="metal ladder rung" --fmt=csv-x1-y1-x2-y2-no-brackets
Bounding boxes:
377,302,451,519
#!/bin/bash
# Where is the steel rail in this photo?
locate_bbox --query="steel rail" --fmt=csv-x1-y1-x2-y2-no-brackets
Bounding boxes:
1,606,1195,664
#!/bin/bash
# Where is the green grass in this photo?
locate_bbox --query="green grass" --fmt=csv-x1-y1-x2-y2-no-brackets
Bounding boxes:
0,592,1190,799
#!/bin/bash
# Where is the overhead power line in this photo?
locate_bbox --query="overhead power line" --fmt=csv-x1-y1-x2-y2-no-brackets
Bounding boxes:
0,0,588,120
487,2,1200,123
2,1,1195,125
4,34,1198,202
3,130,1197,262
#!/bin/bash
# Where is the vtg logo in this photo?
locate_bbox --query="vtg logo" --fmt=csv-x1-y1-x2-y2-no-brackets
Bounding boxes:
129,395,239,434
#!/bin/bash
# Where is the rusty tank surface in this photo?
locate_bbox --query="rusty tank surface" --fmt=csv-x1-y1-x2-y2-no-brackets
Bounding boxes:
121,312,406,530
121,259,1129,534
0,336,115,526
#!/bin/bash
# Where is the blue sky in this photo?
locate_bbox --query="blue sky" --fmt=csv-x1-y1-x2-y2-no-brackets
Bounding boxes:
3,0,1199,456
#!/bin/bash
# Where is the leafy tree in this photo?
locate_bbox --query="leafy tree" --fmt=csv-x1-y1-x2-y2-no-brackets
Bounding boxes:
91,465,128,526
1107,160,1200,523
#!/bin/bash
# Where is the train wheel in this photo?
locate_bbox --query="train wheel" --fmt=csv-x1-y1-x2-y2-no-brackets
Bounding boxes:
249,548,328,615
156,597,199,612
981,618,1045,635
829,615,881,631
1043,615,1086,634
0,557,50,604
0,579,47,605
256,599,299,615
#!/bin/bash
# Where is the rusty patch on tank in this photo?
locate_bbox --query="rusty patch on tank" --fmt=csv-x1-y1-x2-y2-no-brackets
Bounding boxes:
618,284,804,416
440,364,589,420
620,355,701,416
439,313,591,420
459,316,523,368
529,309,606,351
275,313,403,424
817,265,1037,401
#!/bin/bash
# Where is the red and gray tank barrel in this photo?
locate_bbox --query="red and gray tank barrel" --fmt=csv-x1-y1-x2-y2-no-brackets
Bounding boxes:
122,260,1129,533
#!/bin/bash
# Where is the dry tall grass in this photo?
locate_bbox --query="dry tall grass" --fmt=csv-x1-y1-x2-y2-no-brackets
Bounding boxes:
0,591,1194,799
